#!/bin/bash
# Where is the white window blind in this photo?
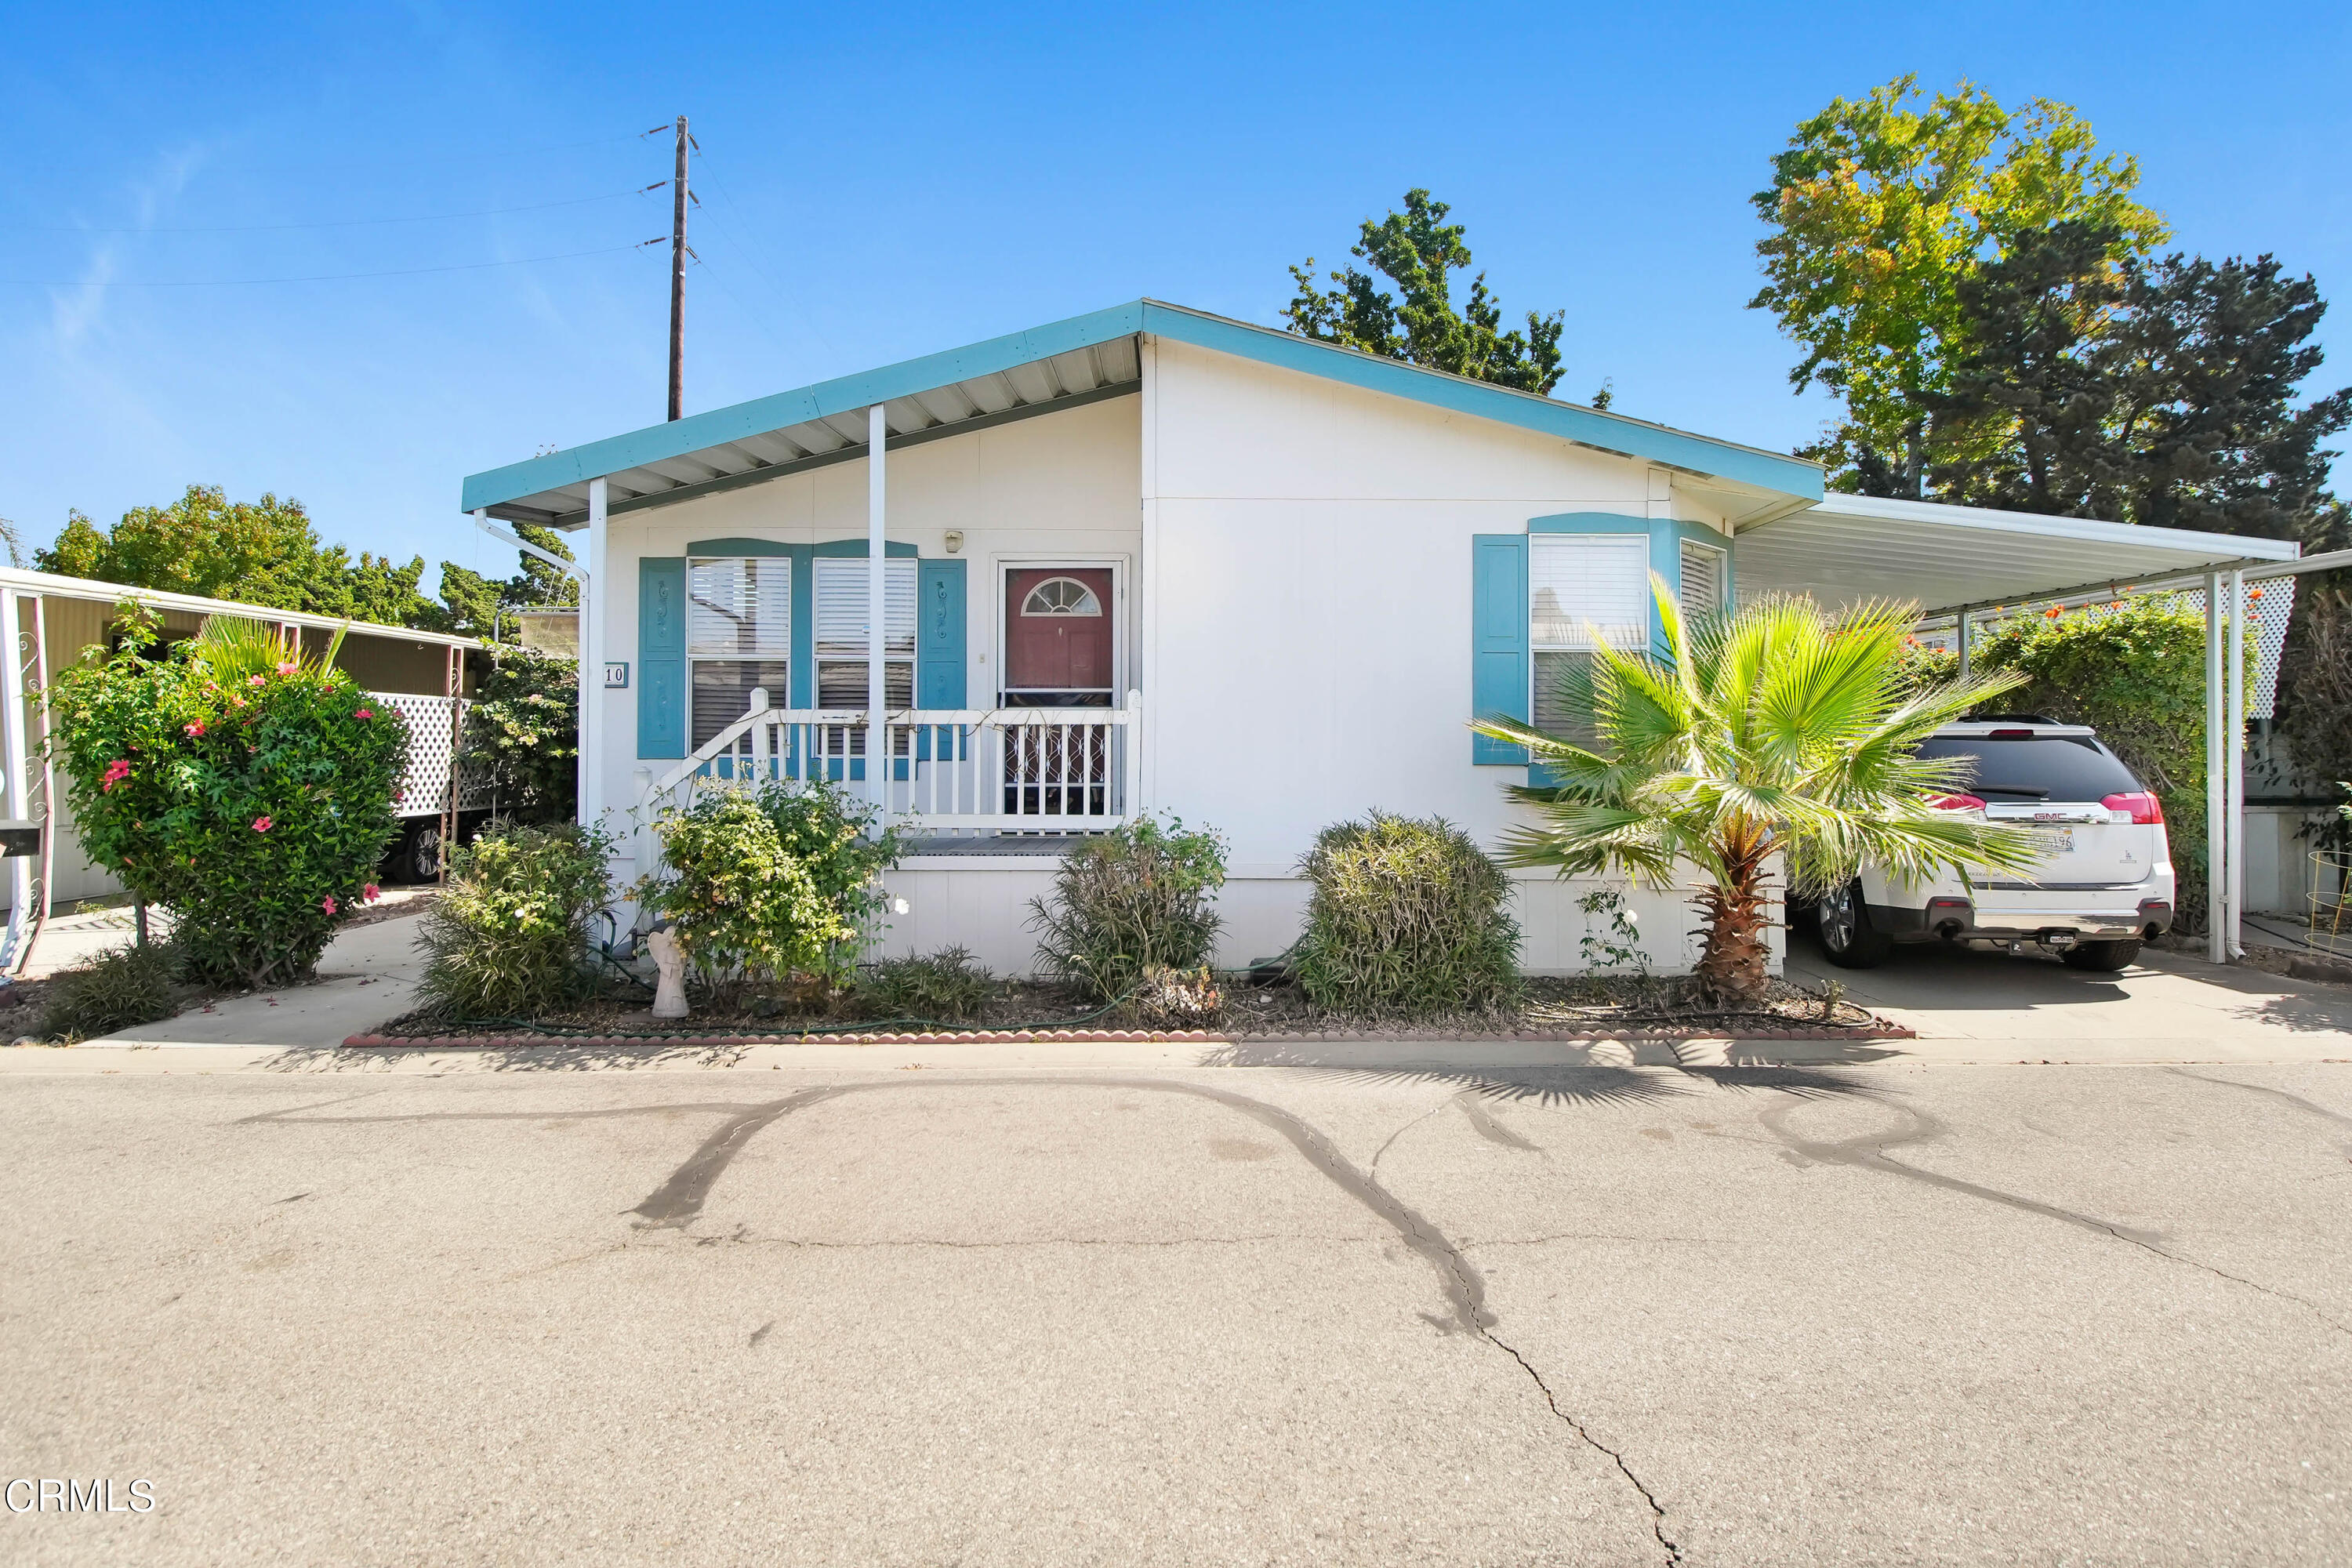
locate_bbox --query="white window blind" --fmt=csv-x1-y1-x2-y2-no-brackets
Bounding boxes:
812,557,917,655
1530,535,1649,650
1679,539,1725,622
688,557,791,657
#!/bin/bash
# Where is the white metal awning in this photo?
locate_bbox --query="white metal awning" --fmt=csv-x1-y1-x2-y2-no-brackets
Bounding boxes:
1734,494,2300,615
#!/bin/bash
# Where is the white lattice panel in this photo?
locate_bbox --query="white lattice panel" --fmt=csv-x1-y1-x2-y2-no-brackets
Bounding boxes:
2174,578,2297,719
1913,579,2298,718
375,692,489,816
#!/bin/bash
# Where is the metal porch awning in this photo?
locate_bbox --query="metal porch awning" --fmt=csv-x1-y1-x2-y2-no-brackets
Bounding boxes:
1735,494,2300,615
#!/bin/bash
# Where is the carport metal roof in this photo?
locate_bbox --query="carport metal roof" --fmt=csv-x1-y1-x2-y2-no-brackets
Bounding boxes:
1734,493,2300,615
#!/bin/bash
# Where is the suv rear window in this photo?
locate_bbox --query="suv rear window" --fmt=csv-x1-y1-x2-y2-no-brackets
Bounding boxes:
1915,735,2143,801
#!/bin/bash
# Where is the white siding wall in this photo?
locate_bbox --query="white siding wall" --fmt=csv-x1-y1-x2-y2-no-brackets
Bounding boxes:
1140,336,1757,976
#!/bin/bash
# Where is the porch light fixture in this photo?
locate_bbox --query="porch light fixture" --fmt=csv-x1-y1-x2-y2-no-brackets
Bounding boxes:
944,531,964,554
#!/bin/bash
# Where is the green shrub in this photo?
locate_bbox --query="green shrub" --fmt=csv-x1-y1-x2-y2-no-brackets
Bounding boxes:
462,648,577,824
1028,816,1225,1003
46,608,410,988
37,942,179,1042
641,781,898,997
1294,813,1519,1017
855,946,996,1022
756,779,901,978
415,824,613,1018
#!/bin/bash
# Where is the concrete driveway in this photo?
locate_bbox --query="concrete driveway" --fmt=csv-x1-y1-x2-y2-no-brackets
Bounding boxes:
3,1043,2347,1566
1784,928,2352,1061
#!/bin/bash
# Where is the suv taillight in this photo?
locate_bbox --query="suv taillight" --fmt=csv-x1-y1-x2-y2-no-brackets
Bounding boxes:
1932,793,1987,811
2102,791,2164,824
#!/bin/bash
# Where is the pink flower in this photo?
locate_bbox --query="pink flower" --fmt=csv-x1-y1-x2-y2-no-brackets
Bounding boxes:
321,895,337,915
362,884,381,903
252,815,273,833
183,722,206,738
276,661,297,677
247,675,266,688
101,758,131,792
355,707,373,720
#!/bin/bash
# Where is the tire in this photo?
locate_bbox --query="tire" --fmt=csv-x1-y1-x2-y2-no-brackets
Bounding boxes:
399,819,444,884
2061,938,2140,971
1816,877,1893,968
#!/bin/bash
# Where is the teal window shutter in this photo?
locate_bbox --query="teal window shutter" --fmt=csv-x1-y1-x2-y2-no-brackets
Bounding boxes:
916,558,967,708
637,557,687,758
1471,534,1529,764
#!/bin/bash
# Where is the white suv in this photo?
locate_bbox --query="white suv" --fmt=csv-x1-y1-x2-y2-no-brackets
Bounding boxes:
1813,718,2176,973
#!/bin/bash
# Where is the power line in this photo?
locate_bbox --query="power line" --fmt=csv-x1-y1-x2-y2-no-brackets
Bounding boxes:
688,141,842,361
11,130,654,185
7,186,662,236
1,240,662,288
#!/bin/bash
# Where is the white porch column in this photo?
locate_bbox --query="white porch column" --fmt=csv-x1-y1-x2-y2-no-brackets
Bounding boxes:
2204,572,2225,962
866,403,887,821
2226,568,2246,960
582,477,608,833
1955,609,1971,681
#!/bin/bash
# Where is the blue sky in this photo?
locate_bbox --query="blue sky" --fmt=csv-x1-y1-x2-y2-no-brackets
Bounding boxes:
5,1,2347,591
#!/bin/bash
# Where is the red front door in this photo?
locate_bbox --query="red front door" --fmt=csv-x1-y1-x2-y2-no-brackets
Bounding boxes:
1004,568,1113,706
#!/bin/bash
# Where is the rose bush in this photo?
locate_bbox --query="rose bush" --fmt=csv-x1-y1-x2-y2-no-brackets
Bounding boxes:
47,608,409,987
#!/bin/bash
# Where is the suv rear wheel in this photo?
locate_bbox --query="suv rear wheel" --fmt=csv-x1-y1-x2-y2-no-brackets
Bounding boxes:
2060,938,2140,971
1816,878,1893,968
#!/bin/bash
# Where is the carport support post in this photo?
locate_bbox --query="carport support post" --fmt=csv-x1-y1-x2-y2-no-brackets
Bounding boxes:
1955,610,1971,680
2204,572,2226,962
2227,569,2246,960
866,403,887,824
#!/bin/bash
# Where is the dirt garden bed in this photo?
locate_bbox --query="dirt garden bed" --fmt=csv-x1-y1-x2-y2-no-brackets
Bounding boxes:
353,971,1912,1047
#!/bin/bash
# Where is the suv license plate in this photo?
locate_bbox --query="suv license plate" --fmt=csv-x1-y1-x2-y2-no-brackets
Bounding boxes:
2040,827,2075,854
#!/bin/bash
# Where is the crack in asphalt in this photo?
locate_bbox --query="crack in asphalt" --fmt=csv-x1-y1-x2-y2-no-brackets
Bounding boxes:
1759,1098,2352,1338
256,1073,1683,1560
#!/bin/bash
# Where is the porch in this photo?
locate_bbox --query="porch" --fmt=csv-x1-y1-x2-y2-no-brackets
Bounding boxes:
641,688,1145,836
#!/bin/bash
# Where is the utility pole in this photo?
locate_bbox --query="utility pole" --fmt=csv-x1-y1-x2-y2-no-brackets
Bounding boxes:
669,114,689,422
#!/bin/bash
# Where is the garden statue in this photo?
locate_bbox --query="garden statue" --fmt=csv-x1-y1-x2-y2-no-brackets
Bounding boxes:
647,927,688,1020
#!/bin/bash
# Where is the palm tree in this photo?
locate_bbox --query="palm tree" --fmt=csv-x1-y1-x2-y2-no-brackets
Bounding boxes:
1472,579,2045,1007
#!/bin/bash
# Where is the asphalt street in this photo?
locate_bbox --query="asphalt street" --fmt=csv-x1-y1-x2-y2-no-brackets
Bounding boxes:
4,1051,2348,1566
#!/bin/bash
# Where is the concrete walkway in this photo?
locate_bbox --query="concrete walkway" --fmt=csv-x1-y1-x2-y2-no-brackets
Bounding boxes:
87,908,429,1049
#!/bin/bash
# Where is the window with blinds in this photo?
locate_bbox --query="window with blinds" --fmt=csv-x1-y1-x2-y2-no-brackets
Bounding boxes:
813,557,917,712
1679,539,1726,622
688,557,791,747
1530,535,1648,746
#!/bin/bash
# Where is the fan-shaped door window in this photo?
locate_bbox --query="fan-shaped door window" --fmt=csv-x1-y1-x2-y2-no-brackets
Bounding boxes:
1021,577,1102,617
1004,567,1113,709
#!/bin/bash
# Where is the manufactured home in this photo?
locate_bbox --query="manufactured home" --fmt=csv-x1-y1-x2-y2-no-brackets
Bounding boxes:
460,301,2300,975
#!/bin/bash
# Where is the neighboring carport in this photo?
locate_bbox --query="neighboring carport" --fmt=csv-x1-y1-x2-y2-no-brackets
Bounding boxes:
1735,493,2310,962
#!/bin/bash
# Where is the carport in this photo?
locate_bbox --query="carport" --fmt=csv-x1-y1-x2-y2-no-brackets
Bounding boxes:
1735,493,2323,961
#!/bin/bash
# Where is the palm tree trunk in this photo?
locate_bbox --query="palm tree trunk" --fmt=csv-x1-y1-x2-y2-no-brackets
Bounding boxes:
1692,828,1773,1008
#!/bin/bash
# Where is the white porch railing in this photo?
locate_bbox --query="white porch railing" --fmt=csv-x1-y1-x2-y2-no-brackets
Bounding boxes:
644,688,1142,833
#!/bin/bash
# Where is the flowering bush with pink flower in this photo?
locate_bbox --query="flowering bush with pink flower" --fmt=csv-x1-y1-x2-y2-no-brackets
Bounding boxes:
47,604,411,986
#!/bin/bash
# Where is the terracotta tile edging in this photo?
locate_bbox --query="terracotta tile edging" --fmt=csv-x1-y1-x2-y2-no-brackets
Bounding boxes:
342,1019,1915,1050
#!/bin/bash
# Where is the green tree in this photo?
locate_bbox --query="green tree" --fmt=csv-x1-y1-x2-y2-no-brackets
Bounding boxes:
1472,581,2041,1005
35,485,437,628
1284,189,1567,394
1751,76,2167,497
434,523,579,640
1927,227,2351,544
